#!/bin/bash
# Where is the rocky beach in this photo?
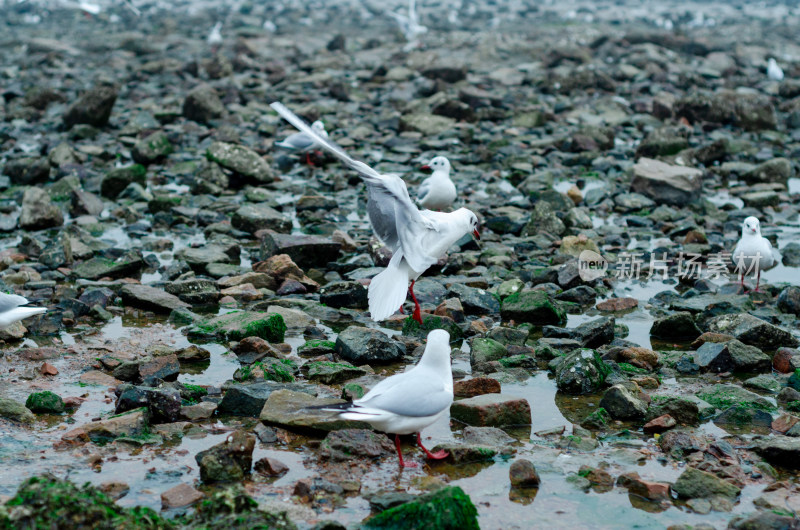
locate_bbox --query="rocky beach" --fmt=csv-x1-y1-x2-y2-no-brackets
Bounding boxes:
2,0,800,528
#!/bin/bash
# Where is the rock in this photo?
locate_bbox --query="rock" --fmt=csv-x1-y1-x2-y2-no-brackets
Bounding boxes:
773,347,800,373
522,201,565,237
120,284,189,313
63,83,117,128
596,298,638,312
259,389,368,433
555,349,609,395
694,339,771,373
422,65,467,83
599,384,647,420
645,396,701,426
218,382,308,417
697,384,773,411
0,397,36,423
319,281,368,309
643,414,676,434
183,84,225,124
165,279,219,305
509,459,540,488
706,313,798,350
364,486,478,530
454,377,501,398
206,142,273,183
635,127,689,158
618,347,660,371
25,391,65,414
740,158,793,185
161,483,204,509
115,385,181,423
450,394,531,427
304,361,367,385
232,204,291,234
181,401,217,420
714,404,773,430
753,437,800,470
675,90,776,131
3,157,51,185
195,430,256,483
544,316,614,348
101,165,146,199
500,291,566,325
318,429,395,460
62,408,149,443
260,233,341,269
335,326,404,364
581,408,610,429
650,312,701,341
72,251,146,281
192,311,286,343
400,113,456,135
429,443,499,464
555,285,596,306
131,130,172,165
462,426,515,447
19,187,64,230
777,287,800,316
447,284,500,315
470,338,508,367
254,457,289,476
672,466,741,499
630,158,703,206
99,482,130,500
729,512,798,530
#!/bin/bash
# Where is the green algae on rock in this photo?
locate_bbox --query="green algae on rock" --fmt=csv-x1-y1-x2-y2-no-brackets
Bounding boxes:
500,291,567,325
25,391,65,414
189,311,287,343
363,486,479,530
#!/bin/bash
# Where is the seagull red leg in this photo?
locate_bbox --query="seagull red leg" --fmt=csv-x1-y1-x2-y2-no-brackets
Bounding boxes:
417,432,448,460
754,270,761,293
408,280,422,324
395,434,417,468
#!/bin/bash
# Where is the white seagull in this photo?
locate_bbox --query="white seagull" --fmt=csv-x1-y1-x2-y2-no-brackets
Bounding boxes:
314,329,453,467
207,22,223,49
270,102,480,324
732,216,775,292
274,120,329,165
389,0,428,50
417,156,457,211
767,58,784,81
0,293,47,329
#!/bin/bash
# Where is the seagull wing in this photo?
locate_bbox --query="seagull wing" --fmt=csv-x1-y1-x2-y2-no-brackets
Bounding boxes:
0,293,28,313
275,131,315,151
354,368,452,418
270,102,440,272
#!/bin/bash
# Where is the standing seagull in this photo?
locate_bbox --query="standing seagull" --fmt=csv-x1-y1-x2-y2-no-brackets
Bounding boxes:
315,329,453,467
274,120,329,165
0,293,47,329
270,102,479,324
417,156,457,211
767,58,784,81
732,216,774,292
389,0,428,50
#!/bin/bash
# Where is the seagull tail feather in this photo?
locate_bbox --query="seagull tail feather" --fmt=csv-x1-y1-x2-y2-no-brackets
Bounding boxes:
368,253,410,323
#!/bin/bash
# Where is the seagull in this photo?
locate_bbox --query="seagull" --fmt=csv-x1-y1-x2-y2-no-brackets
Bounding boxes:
207,21,223,50
389,0,428,50
767,58,784,81
274,120,329,165
270,102,479,325
732,216,775,293
417,156,456,211
313,329,453,468
0,293,47,329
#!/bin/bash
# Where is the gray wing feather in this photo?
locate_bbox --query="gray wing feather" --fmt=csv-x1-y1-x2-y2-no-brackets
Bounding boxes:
0,293,28,313
356,370,452,418
276,132,315,152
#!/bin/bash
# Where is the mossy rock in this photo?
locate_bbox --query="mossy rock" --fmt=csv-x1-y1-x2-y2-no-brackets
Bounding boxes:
0,475,170,529
190,311,287,343
297,339,337,357
402,315,463,339
500,291,566,326
175,486,296,529
25,391,65,414
363,486,479,530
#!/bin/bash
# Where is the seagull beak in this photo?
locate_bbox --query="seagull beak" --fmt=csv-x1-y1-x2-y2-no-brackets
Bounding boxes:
421,165,432,172
472,228,481,240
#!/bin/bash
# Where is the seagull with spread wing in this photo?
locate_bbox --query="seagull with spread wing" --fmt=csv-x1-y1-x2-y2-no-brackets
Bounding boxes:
270,102,479,324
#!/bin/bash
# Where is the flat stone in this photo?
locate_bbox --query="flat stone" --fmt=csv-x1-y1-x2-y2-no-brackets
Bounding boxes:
161,483,204,509
672,466,741,499
259,389,369,433
630,158,703,206
260,233,341,269
62,408,149,443
450,394,531,428
120,284,189,313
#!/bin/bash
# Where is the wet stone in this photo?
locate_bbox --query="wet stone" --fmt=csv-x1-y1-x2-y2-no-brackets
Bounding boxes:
450,394,531,428
319,281,368,309
25,391,65,414
335,326,404,364
454,377,501,398
195,430,256,483
318,429,394,461
672,466,741,499
599,384,647,421
161,483,204,509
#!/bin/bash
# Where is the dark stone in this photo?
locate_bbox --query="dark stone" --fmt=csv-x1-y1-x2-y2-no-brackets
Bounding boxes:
335,326,404,364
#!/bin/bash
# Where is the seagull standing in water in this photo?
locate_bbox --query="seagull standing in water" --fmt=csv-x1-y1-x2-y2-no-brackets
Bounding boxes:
0,293,47,329
274,120,329,165
417,156,457,211
732,216,774,292
314,329,453,468
270,102,479,324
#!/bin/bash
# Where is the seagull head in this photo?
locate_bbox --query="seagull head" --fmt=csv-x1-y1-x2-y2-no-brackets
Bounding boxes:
421,156,450,174
742,216,761,237
311,120,328,139
419,329,452,367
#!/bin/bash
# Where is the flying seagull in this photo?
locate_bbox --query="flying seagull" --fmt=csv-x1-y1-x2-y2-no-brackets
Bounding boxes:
0,293,47,330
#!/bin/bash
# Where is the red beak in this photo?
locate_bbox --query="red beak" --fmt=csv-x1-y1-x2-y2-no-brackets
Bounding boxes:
472,228,480,240
421,165,431,172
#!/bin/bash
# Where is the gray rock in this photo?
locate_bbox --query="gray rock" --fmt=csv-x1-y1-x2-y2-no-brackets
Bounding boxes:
450,394,531,427
555,349,608,395
753,437,800,470
778,286,800,316
318,429,394,461
63,83,118,128
120,284,189,313
3,157,51,185
261,233,341,269
19,187,64,230
164,278,220,305
447,283,500,315
630,158,703,207
195,430,255,483
218,382,310,417
740,158,793,185
319,281,368,309
0,397,36,424
101,165,146,199
131,130,172,165
115,385,181,423
706,313,799,350
206,142,273,182
672,466,741,499
543,316,614,348
599,384,647,420
232,204,291,234
335,326,404,364
651,312,701,341
694,340,771,373
462,426,516,447
522,201,565,236
183,84,225,124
